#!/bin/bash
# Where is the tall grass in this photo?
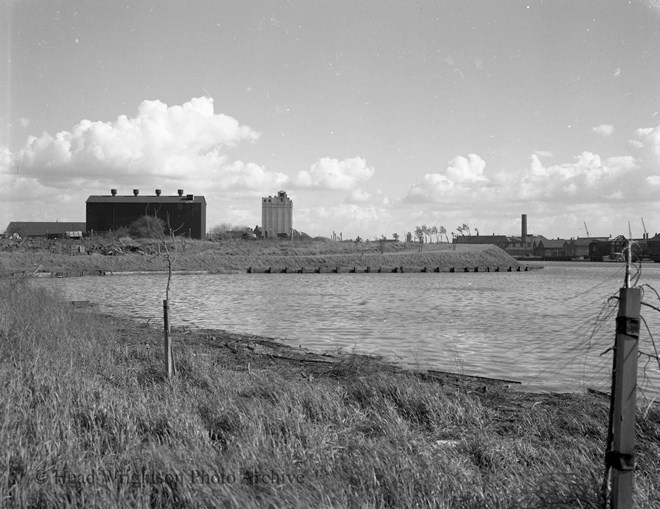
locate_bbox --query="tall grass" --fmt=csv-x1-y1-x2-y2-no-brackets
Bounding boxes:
1,279,658,508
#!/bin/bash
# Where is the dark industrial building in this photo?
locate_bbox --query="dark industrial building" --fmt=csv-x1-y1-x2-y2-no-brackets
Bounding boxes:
86,189,206,239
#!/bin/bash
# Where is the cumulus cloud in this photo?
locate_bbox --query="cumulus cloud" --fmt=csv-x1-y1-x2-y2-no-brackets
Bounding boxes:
631,124,660,160
295,157,375,190
444,154,487,183
519,152,639,202
216,161,288,192
404,153,487,203
13,97,284,193
592,124,614,137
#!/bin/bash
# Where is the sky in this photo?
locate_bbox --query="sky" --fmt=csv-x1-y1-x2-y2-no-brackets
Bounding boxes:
2,0,660,240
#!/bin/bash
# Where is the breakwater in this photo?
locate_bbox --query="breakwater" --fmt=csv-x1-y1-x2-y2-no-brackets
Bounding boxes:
246,265,531,273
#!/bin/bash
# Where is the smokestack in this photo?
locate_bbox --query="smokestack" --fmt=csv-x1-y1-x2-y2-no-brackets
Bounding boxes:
155,189,161,196
133,189,139,196
521,214,527,239
178,189,184,196
110,189,117,196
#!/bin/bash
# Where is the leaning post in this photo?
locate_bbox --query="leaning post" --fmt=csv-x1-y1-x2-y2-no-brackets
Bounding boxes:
163,299,174,379
607,241,641,508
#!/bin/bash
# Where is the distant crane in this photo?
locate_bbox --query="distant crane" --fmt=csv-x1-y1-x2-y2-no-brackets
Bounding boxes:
641,218,648,239
583,221,591,238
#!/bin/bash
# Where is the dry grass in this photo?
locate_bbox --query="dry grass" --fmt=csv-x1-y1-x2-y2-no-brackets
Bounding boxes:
1,279,658,508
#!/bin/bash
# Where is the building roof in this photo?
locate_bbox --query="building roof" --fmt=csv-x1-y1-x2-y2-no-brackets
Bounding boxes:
455,235,508,244
539,239,568,248
6,221,86,236
87,195,206,204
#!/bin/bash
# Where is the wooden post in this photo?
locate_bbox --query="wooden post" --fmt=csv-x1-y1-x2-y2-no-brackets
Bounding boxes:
607,286,641,508
163,299,174,379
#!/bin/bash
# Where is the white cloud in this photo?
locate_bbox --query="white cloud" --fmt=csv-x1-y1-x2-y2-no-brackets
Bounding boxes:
631,125,660,160
295,157,375,190
592,124,614,137
14,97,274,192
404,153,487,203
346,188,370,203
215,161,289,192
444,154,487,183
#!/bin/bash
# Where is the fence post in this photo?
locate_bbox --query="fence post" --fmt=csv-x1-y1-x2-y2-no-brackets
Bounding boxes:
163,299,174,379
606,244,641,508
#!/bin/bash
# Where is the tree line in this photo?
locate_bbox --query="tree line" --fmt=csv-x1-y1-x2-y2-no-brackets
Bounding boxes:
411,223,479,244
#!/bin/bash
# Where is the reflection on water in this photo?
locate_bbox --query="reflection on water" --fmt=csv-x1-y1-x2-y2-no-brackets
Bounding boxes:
45,262,660,395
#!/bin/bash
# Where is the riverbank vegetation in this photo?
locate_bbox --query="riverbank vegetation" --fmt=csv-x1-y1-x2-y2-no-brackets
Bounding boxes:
2,279,659,508
0,237,519,276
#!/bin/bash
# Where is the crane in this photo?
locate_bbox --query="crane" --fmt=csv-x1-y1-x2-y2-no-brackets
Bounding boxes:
583,221,590,238
641,218,648,239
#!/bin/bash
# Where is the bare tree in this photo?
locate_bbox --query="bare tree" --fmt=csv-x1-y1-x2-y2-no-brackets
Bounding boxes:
147,211,182,379
414,226,425,251
439,226,448,243
430,225,438,243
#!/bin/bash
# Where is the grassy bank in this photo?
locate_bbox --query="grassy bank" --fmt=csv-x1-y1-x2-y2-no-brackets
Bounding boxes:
0,238,519,276
1,280,659,507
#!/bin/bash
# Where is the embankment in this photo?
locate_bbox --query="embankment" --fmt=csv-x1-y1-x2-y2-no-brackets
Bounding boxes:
0,239,519,276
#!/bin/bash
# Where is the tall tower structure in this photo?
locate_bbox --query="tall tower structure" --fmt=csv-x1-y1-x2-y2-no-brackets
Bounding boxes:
261,190,293,239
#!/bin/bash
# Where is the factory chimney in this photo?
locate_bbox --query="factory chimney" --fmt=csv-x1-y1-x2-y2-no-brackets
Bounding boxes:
521,214,527,240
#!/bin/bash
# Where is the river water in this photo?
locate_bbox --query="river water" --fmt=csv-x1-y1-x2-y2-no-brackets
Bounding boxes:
44,262,660,395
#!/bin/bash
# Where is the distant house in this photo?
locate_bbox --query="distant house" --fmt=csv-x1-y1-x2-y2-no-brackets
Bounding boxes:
505,235,547,258
565,237,608,259
5,221,86,239
86,188,206,239
534,239,568,258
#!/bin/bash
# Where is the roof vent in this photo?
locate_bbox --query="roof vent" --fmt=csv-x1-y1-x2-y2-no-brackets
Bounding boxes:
111,189,117,196
178,189,184,196
187,194,194,200
155,189,161,196
133,189,139,196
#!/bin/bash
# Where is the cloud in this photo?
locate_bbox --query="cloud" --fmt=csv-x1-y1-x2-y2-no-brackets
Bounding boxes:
519,151,640,202
404,153,487,203
13,97,281,193
631,124,660,160
346,188,370,203
533,150,553,158
592,124,614,137
295,157,375,190
216,161,289,192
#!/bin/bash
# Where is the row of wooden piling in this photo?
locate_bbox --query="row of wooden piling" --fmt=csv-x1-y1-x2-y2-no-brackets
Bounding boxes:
246,266,529,274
